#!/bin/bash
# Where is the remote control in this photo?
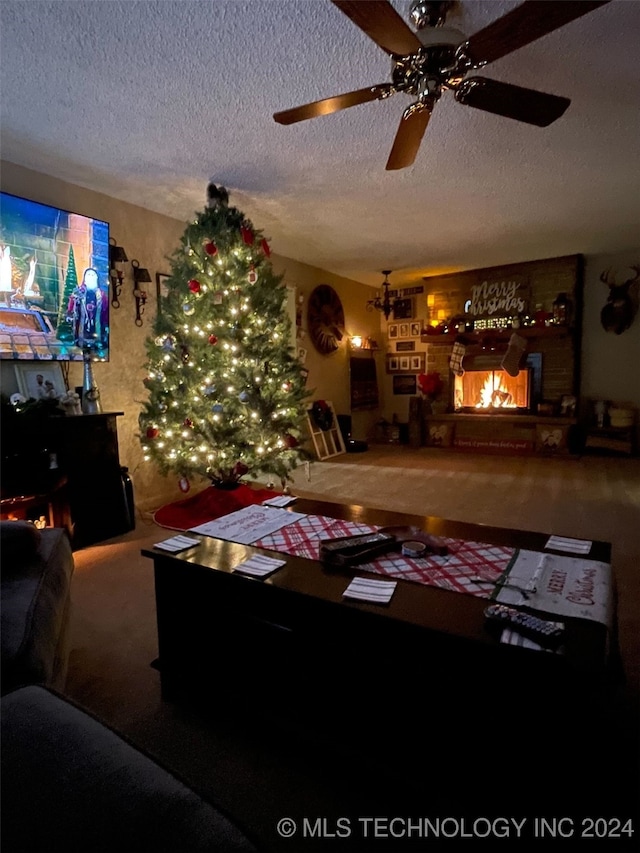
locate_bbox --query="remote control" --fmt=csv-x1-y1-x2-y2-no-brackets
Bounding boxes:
484,604,565,648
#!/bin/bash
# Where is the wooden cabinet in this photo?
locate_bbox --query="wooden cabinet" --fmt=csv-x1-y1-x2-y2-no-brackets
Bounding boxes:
1,411,130,548
48,413,130,547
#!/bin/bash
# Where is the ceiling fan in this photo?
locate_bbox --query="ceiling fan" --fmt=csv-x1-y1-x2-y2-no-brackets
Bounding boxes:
273,0,611,170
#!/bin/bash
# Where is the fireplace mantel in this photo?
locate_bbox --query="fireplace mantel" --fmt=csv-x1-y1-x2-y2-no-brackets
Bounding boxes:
420,325,571,345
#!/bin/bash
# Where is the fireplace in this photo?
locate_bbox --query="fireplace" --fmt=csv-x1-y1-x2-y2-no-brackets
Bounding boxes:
452,354,542,414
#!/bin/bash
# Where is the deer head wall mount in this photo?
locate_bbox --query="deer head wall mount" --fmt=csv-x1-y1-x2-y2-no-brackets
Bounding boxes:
600,265,640,335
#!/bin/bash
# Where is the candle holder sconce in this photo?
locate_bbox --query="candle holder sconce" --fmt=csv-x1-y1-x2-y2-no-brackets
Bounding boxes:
109,238,128,308
132,260,151,326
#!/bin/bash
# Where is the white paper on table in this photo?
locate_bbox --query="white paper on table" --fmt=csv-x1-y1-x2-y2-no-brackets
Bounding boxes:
500,628,557,654
262,495,297,507
189,504,304,545
234,554,286,578
154,534,201,553
496,549,613,629
545,535,592,555
343,577,397,604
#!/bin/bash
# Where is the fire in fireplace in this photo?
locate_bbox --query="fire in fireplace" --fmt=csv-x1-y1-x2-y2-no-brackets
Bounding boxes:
454,369,530,412
451,353,542,414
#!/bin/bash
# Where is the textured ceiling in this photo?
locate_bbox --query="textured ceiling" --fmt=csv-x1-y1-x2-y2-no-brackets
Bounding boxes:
1,0,638,288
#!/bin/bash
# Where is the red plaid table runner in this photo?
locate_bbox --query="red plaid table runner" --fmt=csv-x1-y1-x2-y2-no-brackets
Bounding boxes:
254,514,516,598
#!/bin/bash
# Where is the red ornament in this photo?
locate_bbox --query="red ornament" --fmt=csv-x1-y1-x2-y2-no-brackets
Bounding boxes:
188,279,201,293
248,264,257,285
183,418,193,428
208,334,218,346
204,241,218,256
241,225,254,246
146,426,159,439
260,238,271,257
233,461,249,477
284,433,299,448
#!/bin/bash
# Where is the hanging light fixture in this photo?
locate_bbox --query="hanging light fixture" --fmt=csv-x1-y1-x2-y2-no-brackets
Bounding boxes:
366,270,399,321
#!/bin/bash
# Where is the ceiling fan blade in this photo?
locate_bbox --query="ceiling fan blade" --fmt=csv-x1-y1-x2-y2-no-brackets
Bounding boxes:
455,77,570,126
461,1,611,69
273,84,392,125
331,1,421,55
386,104,432,171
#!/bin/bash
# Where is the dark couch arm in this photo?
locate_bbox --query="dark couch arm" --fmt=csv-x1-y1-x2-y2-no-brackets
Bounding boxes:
1,523,74,694
1,685,260,852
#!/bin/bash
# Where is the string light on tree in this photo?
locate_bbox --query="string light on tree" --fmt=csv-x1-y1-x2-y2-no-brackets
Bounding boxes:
139,181,311,489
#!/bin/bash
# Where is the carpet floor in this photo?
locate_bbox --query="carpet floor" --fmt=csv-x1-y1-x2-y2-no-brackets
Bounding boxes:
65,447,640,852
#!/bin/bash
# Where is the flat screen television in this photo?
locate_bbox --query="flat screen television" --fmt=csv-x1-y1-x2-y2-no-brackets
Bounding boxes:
0,191,110,361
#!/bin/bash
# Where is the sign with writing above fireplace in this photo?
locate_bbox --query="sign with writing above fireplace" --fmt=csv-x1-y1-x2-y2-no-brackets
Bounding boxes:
463,276,530,321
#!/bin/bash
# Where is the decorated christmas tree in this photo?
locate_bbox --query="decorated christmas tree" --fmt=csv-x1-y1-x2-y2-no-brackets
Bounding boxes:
139,183,311,491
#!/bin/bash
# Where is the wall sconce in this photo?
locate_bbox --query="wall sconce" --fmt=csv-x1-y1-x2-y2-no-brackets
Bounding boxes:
131,260,151,326
366,270,399,321
109,237,128,308
349,335,379,351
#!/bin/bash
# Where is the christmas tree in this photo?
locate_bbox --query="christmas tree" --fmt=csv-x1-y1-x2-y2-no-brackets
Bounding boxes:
139,183,311,490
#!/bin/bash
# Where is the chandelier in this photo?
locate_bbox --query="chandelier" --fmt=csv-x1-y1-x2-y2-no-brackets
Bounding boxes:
366,270,399,321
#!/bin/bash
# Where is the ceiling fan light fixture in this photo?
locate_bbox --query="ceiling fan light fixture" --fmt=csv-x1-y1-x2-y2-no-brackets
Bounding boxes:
410,1,452,30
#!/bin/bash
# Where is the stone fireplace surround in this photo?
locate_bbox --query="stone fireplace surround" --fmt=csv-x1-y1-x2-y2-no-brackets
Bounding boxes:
414,255,583,455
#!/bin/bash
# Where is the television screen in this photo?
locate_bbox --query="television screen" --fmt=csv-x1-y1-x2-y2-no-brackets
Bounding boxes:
0,192,110,361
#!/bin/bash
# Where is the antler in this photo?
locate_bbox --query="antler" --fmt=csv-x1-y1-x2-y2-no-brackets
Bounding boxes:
601,265,640,288
627,265,640,283
600,268,616,287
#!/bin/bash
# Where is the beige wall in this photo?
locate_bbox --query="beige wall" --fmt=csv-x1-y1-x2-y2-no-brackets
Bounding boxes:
0,161,381,509
581,250,640,410
272,255,383,440
2,162,637,510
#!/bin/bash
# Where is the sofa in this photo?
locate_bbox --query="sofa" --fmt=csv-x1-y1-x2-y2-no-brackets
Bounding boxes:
1,684,260,852
0,520,74,694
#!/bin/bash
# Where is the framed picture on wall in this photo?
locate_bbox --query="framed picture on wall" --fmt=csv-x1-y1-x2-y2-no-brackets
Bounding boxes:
388,324,398,339
387,356,399,373
156,273,171,314
395,340,415,352
14,362,66,401
410,355,425,372
399,356,410,371
410,322,421,337
393,298,414,320
398,323,410,338
393,374,417,395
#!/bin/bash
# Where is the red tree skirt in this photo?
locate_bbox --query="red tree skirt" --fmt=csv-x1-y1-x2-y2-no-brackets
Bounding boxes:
154,483,281,531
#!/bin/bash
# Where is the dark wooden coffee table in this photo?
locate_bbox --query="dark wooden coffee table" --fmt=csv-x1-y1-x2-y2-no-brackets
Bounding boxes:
143,497,616,727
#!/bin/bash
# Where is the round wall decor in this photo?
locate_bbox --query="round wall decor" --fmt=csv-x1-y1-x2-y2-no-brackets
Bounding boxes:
307,284,345,355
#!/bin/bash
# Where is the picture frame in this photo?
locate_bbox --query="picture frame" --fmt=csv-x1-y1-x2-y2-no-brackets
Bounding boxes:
156,273,171,313
388,324,398,339
387,356,399,373
560,395,577,417
15,362,66,401
410,321,421,337
392,297,414,320
410,354,425,372
399,356,410,371
395,340,415,352
393,374,417,395
398,323,410,338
